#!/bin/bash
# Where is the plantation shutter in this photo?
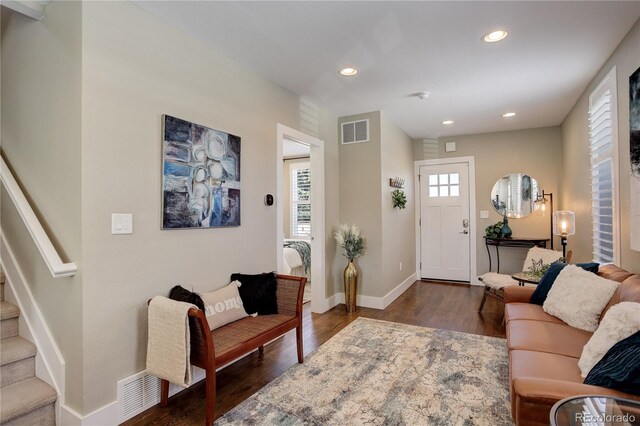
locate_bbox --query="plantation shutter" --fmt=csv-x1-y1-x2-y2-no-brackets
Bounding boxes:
589,68,618,264
291,163,311,237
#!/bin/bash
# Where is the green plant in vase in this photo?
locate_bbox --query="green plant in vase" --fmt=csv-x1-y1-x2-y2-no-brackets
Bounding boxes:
335,224,366,313
485,221,504,238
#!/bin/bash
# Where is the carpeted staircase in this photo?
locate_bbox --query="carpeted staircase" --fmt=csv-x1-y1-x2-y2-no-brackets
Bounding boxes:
0,271,57,425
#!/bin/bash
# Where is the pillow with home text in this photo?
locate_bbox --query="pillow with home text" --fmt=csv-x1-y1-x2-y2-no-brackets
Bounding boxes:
200,281,248,330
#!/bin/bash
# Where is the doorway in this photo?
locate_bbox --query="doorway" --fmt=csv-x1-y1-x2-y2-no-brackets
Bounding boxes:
276,124,325,313
415,157,476,283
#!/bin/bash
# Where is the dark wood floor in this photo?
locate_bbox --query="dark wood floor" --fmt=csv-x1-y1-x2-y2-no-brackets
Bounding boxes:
123,281,505,425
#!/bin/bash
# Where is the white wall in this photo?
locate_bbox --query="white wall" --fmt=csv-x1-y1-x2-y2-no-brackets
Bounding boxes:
337,111,415,299
561,18,640,273
435,127,563,276
1,1,85,412
338,112,383,297
79,0,342,413
380,114,416,295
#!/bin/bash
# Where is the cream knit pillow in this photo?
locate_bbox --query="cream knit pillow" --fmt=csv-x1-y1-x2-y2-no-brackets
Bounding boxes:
578,302,640,377
543,265,619,332
201,281,248,330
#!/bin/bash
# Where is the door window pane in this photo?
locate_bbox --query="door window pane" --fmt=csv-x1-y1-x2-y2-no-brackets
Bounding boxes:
439,174,449,184
450,185,460,197
450,173,459,184
439,186,449,197
429,186,438,197
429,175,438,185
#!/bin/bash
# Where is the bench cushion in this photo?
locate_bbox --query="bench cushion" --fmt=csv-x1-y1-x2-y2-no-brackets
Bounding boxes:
212,314,294,356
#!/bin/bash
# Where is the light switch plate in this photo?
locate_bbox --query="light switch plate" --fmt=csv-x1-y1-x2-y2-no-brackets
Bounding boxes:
445,141,456,152
112,213,133,235
480,210,489,219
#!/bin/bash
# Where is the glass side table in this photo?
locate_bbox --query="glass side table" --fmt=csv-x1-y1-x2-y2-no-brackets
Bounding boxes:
511,272,541,286
550,395,640,426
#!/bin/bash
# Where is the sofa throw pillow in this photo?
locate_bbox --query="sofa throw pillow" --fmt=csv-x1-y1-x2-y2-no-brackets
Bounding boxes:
530,262,600,305
543,265,619,332
200,281,248,330
522,247,564,273
584,331,640,396
230,272,278,315
579,302,640,377
168,285,205,311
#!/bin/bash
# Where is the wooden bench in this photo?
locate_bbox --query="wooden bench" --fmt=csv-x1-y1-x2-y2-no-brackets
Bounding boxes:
157,274,306,425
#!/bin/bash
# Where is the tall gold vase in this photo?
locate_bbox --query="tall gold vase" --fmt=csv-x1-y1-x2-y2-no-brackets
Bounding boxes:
343,260,358,313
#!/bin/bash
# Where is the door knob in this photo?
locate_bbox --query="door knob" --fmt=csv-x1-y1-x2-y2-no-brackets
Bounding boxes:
460,230,469,234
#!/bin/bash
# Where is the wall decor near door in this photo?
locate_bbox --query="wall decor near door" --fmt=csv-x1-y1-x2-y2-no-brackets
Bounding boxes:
162,115,241,229
629,67,640,251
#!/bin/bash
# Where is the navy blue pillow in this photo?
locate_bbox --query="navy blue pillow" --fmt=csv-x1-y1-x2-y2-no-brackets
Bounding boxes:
584,331,640,395
530,262,600,305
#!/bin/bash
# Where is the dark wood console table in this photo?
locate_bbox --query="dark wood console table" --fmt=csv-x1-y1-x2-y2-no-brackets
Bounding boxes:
483,236,550,273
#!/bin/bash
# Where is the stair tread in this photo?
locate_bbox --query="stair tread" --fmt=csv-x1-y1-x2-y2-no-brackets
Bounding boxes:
0,377,56,423
0,337,36,366
0,302,19,321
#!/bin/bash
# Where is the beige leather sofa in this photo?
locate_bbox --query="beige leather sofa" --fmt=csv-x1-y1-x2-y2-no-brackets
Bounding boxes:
504,264,640,425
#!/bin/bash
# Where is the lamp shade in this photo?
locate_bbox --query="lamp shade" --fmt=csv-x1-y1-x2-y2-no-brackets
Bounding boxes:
553,210,575,236
533,196,548,216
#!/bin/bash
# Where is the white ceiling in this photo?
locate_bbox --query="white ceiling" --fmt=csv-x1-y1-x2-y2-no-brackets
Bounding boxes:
133,1,640,139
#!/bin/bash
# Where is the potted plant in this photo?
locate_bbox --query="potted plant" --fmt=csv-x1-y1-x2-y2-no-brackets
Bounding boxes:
391,189,407,209
335,224,366,313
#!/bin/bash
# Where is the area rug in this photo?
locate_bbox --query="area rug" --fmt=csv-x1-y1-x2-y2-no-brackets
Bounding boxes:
216,318,511,425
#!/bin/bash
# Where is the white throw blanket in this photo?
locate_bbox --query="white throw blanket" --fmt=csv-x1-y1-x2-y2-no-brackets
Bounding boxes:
146,296,194,388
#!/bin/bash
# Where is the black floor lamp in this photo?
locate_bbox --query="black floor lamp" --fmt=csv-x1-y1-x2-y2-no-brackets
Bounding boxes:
533,190,553,250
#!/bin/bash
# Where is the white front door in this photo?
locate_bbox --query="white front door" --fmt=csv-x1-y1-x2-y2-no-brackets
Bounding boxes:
419,162,471,282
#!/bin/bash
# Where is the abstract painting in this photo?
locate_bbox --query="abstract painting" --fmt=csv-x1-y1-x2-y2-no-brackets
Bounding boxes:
162,115,240,229
630,67,640,251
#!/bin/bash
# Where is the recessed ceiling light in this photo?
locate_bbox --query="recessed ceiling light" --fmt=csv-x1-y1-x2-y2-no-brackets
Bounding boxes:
442,120,454,125
482,30,508,43
502,112,516,118
340,67,359,76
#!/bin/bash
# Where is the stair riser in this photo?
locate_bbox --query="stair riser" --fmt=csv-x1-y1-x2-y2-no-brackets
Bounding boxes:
0,318,18,339
2,402,55,426
1,357,35,388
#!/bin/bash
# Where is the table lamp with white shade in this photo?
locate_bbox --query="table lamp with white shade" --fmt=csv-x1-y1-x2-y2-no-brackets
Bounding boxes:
553,210,575,259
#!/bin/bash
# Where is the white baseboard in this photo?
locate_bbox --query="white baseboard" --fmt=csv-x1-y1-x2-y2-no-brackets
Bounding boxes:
381,273,417,308
0,233,66,420
322,292,342,312
323,273,417,311
59,401,119,426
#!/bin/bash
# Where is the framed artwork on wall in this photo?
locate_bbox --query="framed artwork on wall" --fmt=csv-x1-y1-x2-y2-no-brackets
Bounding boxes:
162,115,241,229
630,67,640,251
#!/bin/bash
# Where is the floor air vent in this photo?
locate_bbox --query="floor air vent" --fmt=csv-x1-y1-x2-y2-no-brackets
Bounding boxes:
117,366,207,422
341,119,369,144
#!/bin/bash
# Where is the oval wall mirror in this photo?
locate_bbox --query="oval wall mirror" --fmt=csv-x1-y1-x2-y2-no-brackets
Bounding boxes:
490,173,539,218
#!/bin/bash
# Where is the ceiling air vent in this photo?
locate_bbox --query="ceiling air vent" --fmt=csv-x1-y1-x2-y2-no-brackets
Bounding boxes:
341,119,369,144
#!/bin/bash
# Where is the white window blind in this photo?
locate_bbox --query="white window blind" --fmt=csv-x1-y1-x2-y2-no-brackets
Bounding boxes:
291,162,311,237
589,68,619,264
